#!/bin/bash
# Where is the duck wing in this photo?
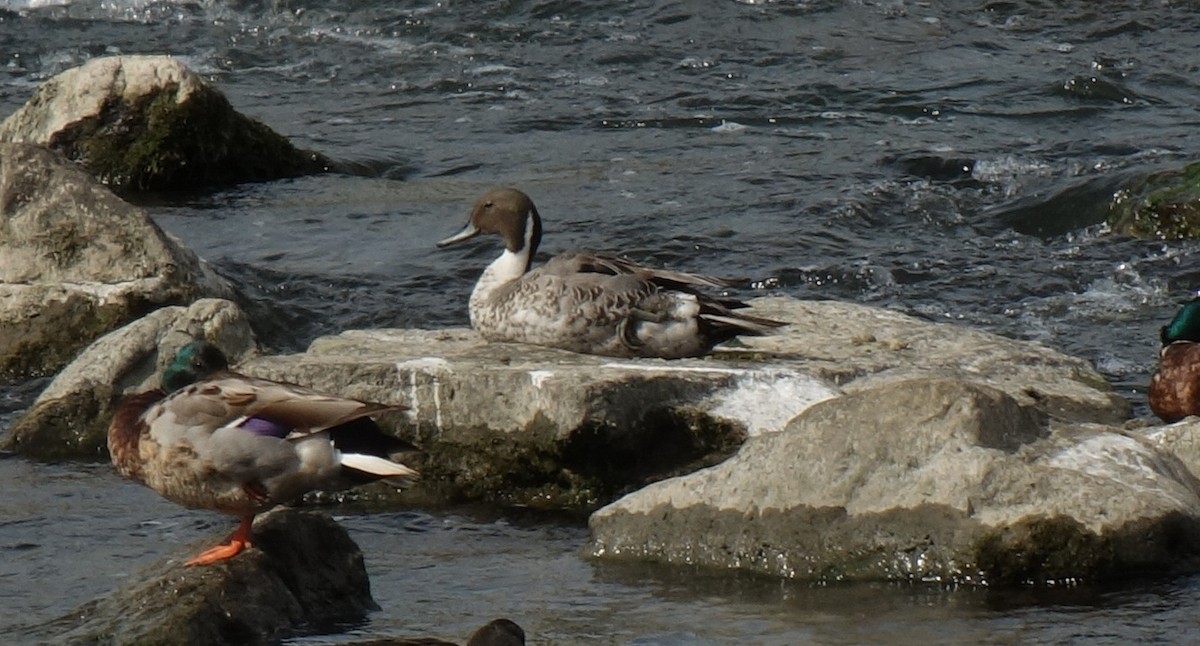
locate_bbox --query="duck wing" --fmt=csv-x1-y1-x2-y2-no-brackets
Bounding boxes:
544,252,783,331
184,374,398,435
545,251,734,291
149,373,415,483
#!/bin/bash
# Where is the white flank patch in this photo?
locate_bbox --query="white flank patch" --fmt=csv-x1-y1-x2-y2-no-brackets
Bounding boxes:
709,371,839,437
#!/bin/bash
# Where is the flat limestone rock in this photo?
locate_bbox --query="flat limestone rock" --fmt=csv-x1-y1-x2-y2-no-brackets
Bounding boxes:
23,511,376,646
737,297,1129,425
2,298,256,458
0,54,329,191
0,143,238,380
244,327,819,509
235,297,1129,511
588,376,1200,585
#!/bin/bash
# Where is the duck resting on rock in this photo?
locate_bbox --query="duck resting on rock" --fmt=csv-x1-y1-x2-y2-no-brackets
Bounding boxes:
107,340,418,566
1149,297,1200,423
437,188,786,359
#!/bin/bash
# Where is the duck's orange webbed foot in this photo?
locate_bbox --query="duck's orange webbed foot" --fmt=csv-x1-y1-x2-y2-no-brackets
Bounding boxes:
185,515,254,567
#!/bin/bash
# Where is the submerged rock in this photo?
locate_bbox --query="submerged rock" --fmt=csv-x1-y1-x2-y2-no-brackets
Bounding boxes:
0,55,330,192
0,143,238,381
1106,161,1200,240
339,618,526,646
30,511,376,646
588,376,1200,585
2,298,256,459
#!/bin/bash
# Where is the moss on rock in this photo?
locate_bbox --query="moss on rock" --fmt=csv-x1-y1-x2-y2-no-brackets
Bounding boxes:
0,55,331,192
1107,161,1200,240
59,81,328,192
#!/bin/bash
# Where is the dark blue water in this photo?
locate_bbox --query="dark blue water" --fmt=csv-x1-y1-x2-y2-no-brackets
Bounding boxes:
4,0,1200,642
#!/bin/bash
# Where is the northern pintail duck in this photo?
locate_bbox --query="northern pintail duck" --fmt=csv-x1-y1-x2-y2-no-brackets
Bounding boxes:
108,340,418,566
1150,297,1200,423
437,188,785,358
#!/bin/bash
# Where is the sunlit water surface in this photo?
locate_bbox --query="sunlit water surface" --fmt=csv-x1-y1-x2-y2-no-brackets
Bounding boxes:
4,0,1200,642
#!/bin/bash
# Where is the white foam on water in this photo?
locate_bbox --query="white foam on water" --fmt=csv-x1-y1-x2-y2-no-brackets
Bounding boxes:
711,120,747,133
600,362,746,376
709,370,840,437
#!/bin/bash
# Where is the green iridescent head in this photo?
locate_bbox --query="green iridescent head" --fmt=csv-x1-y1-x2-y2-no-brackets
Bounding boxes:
1161,298,1200,346
161,340,229,392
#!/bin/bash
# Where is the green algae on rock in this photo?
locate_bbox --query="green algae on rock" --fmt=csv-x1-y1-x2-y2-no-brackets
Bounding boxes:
1107,161,1200,240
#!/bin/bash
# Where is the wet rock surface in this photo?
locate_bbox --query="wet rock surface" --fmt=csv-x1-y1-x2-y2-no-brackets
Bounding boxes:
242,327,792,509
588,376,1200,585
337,618,526,646
27,511,376,646
232,296,1129,513
11,286,1183,587
0,143,237,381
1106,160,1200,240
0,55,330,192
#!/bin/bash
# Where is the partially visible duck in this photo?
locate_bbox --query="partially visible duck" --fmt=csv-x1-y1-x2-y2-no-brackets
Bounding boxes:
437,188,785,358
107,340,418,566
468,619,525,646
1150,297,1200,423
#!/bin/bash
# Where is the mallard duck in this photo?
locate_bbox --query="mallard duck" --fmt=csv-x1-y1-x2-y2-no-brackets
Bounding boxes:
436,188,785,358
1149,297,1200,423
108,340,418,566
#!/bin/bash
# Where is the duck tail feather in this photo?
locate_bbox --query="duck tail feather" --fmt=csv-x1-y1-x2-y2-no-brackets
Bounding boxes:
701,311,787,336
340,453,420,482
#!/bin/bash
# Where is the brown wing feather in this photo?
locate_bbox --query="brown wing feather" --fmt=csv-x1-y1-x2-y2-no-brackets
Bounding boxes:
196,373,404,437
546,251,732,291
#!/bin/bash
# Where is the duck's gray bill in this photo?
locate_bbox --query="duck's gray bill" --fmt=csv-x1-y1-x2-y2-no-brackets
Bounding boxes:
436,222,481,248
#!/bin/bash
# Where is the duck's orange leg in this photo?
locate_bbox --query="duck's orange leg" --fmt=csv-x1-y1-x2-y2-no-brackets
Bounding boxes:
185,515,254,567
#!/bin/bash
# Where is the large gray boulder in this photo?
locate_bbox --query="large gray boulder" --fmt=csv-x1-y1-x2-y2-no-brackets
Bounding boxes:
0,143,238,381
587,375,1200,585
0,55,329,191
737,297,1128,425
2,298,257,459
26,511,377,646
242,327,806,508
233,297,1129,512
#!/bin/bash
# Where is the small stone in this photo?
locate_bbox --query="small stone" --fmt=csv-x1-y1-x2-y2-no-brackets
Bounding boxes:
35,510,376,645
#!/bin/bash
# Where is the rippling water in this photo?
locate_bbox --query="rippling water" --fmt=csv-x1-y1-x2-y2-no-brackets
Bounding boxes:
4,0,1200,642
